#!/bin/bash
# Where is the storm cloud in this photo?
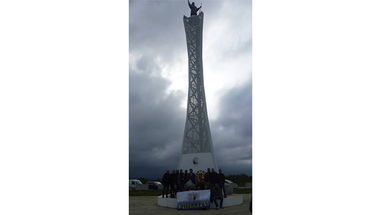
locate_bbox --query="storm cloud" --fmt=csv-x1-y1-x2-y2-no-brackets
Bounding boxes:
129,0,252,178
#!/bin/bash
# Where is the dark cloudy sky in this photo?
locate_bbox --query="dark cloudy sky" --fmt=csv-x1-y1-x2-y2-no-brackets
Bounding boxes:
129,0,252,178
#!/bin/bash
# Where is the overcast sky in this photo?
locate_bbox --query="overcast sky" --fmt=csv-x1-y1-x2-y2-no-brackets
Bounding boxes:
129,0,252,178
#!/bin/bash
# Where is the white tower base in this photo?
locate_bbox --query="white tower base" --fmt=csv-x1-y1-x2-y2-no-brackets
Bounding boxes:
157,194,244,208
177,152,217,172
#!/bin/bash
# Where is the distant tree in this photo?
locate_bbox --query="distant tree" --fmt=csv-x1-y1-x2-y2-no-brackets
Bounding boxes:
226,174,252,187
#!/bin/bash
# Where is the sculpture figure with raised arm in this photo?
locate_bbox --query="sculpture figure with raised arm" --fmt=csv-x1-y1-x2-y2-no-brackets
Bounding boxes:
188,0,202,16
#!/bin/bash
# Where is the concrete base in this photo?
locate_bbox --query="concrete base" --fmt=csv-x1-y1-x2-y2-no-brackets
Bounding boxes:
157,194,243,209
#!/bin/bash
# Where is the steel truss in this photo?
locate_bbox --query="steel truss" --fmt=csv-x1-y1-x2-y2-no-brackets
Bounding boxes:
182,12,214,154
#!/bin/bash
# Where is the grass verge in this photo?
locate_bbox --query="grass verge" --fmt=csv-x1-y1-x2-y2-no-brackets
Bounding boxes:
233,187,252,194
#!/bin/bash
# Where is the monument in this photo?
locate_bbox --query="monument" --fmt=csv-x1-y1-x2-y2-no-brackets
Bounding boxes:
177,5,217,172
157,2,243,209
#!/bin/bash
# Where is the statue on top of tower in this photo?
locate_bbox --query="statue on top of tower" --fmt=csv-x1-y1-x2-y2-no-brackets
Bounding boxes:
188,0,202,16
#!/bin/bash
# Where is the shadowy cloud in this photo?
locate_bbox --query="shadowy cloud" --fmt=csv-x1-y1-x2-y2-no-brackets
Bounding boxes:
211,81,252,175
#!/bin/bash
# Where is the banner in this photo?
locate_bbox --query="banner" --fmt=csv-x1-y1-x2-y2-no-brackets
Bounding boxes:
176,190,210,210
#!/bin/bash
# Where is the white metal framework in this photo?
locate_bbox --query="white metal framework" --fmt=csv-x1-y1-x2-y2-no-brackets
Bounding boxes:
178,12,217,172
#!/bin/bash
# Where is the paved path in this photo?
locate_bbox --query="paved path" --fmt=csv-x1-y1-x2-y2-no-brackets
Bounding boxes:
130,194,252,215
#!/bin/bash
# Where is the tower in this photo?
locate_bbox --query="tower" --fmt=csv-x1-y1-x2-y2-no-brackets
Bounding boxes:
177,12,217,172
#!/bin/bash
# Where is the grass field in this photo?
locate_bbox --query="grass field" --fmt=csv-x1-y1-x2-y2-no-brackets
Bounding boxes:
233,187,252,194
129,187,252,196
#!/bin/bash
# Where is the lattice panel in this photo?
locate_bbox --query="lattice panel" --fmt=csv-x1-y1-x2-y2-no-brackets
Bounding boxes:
181,12,213,154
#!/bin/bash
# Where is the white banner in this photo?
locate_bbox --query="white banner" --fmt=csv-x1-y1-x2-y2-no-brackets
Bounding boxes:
176,190,211,210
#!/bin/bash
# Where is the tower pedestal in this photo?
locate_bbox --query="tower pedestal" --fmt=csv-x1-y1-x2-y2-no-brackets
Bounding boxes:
157,194,244,208
177,152,217,172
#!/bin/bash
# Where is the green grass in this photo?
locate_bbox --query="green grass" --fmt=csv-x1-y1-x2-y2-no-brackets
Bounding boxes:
233,187,252,194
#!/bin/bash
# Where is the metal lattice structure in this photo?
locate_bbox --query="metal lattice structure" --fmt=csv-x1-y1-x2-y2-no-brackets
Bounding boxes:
182,12,214,155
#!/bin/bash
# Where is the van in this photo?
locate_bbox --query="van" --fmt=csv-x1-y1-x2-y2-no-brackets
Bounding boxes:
129,179,143,190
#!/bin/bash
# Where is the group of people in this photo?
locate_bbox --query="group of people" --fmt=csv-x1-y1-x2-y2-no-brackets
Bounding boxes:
161,168,227,208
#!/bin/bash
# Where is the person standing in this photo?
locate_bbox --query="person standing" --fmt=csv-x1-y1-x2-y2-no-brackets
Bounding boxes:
218,169,227,198
169,170,177,198
183,169,189,190
210,169,219,186
211,183,224,209
179,169,184,191
189,169,197,185
161,170,170,198
204,168,211,188
209,169,218,202
175,169,180,193
184,169,196,190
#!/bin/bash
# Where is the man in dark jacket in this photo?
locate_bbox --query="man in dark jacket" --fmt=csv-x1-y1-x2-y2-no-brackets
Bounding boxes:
161,170,170,198
209,169,219,202
211,183,224,209
183,169,189,189
218,169,227,198
178,169,184,191
210,168,219,185
204,168,211,187
169,170,177,198
175,169,180,193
